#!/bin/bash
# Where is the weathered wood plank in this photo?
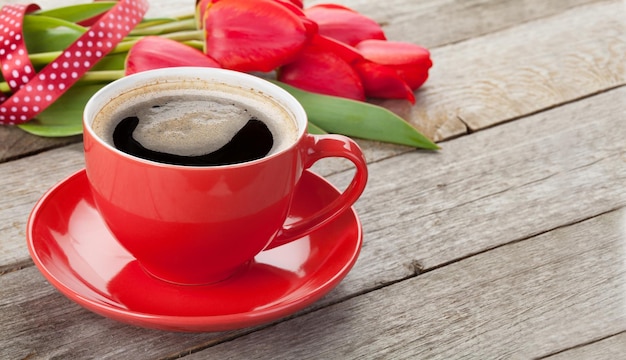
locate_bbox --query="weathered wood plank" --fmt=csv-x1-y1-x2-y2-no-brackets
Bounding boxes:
336,85,626,296
308,0,606,47
398,0,626,139
541,332,626,360
0,144,85,274
1,87,624,359
0,266,247,360
0,128,81,163
185,207,626,359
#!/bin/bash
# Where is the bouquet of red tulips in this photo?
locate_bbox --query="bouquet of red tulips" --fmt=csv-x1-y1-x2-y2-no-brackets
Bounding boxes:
0,0,438,149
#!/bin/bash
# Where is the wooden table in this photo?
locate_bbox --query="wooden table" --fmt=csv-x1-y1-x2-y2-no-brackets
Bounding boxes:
2,0,625,358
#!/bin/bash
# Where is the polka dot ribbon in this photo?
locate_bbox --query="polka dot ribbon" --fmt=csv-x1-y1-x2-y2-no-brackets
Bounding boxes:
0,0,149,125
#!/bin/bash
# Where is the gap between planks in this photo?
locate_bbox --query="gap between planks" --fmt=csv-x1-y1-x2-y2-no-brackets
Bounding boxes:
536,330,626,359
173,206,626,359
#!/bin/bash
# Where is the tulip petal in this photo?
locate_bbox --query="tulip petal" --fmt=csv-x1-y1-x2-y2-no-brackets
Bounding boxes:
278,45,365,101
204,0,312,72
198,0,306,17
272,0,318,34
356,39,432,90
273,0,305,13
311,34,363,65
280,0,303,8
126,36,220,75
304,4,385,46
354,61,415,103
195,0,213,29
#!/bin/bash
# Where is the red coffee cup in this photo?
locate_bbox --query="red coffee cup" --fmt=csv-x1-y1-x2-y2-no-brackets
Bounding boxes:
83,67,368,285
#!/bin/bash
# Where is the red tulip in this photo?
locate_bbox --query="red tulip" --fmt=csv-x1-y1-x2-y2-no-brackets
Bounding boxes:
356,39,432,90
278,36,365,101
194,0,430,103
126,36,220,75
202,0,314,72
304,4,385,47
354,61,415,103
279,34,418,103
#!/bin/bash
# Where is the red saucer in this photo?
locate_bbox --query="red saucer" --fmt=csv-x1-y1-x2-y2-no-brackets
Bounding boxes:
27,169,362,332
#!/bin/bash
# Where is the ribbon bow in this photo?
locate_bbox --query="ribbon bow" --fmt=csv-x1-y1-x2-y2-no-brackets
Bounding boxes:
0,0,148,125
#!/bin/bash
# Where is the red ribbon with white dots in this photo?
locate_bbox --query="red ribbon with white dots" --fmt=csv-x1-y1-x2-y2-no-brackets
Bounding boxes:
0,0,149,125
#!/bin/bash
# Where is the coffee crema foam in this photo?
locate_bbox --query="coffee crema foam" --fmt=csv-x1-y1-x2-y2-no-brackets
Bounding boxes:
92,81,298,158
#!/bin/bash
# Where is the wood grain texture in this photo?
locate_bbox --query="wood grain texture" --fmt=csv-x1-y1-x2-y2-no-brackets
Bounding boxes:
307,0,606,47
0,128,81,163
329,85,626,300
0,267,242,360
403,0,626,139
185,207,626,359
0,144,84,274
542,332,626,360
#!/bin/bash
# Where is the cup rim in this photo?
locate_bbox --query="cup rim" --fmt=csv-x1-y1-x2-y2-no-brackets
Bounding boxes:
83,67,308,169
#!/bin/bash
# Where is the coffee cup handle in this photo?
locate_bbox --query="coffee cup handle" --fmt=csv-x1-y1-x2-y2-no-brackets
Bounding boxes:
265,134,368,250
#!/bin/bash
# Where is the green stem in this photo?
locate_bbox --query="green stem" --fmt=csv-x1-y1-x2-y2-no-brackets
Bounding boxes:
161,30,204,42
182,40,204,51
130,18,197,36
26,29,204,66
79,70,125,83
133,19,175,30
29,52,59,67
176,14,196,21
110,30,202,53
1,70,126,92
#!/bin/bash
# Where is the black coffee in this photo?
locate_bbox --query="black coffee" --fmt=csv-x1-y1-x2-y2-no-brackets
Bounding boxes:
113,116,273,166
91,82,298,166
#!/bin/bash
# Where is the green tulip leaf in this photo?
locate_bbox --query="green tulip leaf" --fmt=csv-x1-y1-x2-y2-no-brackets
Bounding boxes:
132,18,179,31
23,15,85,54
17,84,105,137
91,52,128,71
35,2,116,23
130,18,198,36
307,121,327,134
272,81,439,150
